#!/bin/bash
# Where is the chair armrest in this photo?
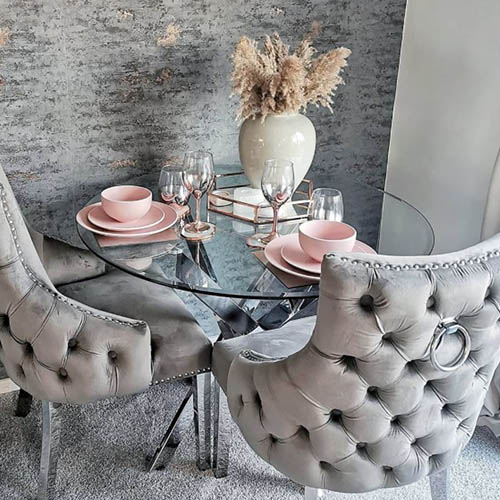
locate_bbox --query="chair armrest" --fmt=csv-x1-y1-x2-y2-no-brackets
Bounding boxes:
28,225,106,286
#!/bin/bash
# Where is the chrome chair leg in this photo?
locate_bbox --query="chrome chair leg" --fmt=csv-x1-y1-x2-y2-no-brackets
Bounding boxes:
38,401,62,500
304,487,325,500
193,373,211,471
147,386,192,472
430,469,449,500
213,380,232,478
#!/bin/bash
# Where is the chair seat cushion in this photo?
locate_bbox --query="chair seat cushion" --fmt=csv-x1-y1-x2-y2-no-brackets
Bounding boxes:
213,315,316,393
59,270,212,382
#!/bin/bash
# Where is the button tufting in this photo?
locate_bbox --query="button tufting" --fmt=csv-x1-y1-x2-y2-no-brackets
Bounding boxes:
24,343,33,355
58,367,68,379
391,416,400,425
108,350,118,361
342,355,357,369
426,296,436,309
383,466,393,472
367,386,378,396
68,338,78,349
359,295,374,311
382,332,393,342
331,409,343,422
356,442,367,450
406,360,417,372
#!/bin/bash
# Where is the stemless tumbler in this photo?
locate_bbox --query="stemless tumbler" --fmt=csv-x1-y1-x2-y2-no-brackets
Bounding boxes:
308,188,344,222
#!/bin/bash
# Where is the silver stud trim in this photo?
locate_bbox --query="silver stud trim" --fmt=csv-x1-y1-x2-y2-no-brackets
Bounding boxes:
149,367,211,386
0,184,145,328
326,243,500,270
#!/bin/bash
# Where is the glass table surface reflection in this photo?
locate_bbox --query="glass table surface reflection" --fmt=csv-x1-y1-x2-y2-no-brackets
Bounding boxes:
77,166,435,302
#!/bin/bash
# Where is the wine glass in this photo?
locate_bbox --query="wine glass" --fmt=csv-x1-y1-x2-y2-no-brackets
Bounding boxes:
159,165,189,205
308,188,344,221
246,159,295,248
158,165,191,254
181,151,216,239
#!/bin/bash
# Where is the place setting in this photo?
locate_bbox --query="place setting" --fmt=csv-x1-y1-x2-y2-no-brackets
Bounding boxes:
247,163,376,286
76,150,217,248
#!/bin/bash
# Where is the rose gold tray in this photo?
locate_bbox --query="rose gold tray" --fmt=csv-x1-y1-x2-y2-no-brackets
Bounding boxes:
207,171,313,225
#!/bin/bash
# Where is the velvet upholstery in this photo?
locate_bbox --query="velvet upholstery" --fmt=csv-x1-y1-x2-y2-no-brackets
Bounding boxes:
27,224,106,286
0,164,210,404
59,270,212,384
213,316,315,393
217,236,500,493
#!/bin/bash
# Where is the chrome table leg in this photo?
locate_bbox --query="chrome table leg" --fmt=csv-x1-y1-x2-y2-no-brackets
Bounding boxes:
15,389,33,417
193,373,211,471
38,401,62,500
147,386,192,472
430,469,449,500
213,380,232,478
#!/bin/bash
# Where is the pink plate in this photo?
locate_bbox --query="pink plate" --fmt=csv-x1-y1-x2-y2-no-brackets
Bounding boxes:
77,202,177,238
281,233,376,274
264,234,320,282
88,202,165,231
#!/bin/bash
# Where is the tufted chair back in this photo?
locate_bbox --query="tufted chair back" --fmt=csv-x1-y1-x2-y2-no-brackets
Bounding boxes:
227,238,500,493
0,165,152,403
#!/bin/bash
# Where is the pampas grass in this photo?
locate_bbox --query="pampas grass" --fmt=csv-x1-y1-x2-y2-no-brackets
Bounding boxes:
232,29,351,121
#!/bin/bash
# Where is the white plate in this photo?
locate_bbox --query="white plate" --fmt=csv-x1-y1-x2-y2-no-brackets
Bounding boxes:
77,203,177,238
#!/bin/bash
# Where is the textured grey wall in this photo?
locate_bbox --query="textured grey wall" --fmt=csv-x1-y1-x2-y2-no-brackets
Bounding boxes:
0,0,406,241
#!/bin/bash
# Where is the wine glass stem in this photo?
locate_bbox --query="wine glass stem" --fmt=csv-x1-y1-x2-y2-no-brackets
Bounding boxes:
270,205,279,238
195,194,201,226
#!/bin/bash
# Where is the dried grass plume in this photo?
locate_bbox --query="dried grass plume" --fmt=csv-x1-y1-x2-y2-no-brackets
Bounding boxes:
232,28,351,121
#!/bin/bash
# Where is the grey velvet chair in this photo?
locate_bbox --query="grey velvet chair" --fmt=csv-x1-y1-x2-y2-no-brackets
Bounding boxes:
0,165,212,499
212,235,500,499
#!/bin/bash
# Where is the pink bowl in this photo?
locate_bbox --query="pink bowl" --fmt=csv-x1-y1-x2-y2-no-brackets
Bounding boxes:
101,185,152,222
299,220,357,262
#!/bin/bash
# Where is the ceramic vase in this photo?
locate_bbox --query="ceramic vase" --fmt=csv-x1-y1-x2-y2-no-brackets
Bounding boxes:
238,113,316,189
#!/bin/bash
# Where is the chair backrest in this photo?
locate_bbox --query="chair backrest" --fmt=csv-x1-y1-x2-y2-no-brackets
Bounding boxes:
0,165,152,403
227,237,500,493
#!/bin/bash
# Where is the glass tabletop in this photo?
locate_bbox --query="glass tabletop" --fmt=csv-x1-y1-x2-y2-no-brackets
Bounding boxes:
77,165,434,300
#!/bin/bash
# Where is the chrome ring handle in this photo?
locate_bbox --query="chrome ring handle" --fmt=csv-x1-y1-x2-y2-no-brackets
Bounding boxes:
430,319,471,372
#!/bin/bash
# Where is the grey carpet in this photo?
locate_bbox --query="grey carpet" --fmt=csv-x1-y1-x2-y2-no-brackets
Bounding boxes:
0,382,499,500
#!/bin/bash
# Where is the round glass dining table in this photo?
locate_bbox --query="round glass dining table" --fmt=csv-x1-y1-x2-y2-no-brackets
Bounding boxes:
78,165,434,306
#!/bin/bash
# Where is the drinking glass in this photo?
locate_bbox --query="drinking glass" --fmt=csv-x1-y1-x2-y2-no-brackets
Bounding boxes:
308,188,344,221
246,159,295,248
181,151,216,239
159,165,189,205
158,165,191,254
